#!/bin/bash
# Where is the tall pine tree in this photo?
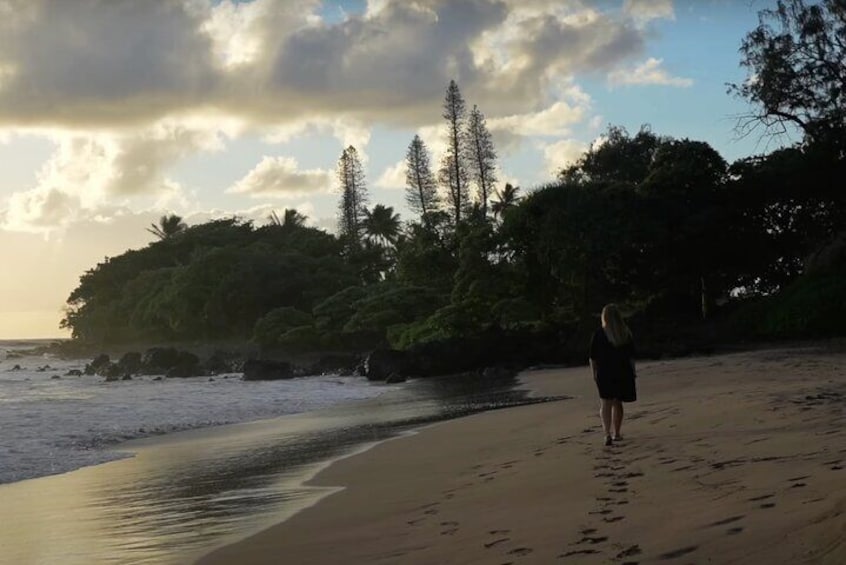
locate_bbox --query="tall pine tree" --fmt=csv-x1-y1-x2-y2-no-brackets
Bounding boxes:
466,104,497,217
337,145,368,251
439,80,469,226
405,134,440,228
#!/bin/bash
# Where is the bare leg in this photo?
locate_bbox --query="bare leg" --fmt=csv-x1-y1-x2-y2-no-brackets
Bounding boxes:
612,400,624,439
599,399,613,441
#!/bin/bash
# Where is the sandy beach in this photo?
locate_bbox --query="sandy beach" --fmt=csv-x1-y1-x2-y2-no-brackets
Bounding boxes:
199,343,846,564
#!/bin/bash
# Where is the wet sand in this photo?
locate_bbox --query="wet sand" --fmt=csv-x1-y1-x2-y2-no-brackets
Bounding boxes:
199,344,846,564
0,372,555,564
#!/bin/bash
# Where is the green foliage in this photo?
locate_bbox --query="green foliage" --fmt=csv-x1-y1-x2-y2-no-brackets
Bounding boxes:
254,307,314,347
63,219,354,344
391,298,494,349
277,325,324,350
732,268,846,338
731,0,846,153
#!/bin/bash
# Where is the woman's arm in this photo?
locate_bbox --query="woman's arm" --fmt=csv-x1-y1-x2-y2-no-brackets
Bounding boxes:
590,359,598,382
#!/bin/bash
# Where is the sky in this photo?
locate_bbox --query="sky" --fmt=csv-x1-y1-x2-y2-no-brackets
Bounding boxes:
0,0,784,339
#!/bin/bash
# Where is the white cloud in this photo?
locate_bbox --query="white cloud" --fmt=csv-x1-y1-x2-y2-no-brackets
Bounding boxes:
0,121,222,232
541,138,588,177
375,160,406,190
622,0,675,23
227,156,334,198
607,57,693,88
0,0,652,130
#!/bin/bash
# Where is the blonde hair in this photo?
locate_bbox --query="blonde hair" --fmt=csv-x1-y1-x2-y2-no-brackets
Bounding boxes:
601,303,632,346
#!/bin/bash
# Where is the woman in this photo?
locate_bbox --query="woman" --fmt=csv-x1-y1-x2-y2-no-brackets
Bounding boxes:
589,304,637,446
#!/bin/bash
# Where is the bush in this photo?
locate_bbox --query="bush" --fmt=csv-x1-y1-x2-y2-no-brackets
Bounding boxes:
253,307,314,346
731,268,846,338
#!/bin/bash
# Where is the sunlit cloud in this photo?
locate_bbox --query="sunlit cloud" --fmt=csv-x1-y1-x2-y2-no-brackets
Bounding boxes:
607,57,693,88
227,156,334,198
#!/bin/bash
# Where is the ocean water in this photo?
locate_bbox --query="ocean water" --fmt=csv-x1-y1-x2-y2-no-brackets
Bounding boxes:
0,340,390,485
0,339,564,564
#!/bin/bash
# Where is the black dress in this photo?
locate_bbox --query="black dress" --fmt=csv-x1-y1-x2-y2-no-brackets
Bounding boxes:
589,328,637,402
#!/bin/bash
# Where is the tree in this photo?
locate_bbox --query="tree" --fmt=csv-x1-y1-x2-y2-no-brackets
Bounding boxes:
559,125,663,185
405,135,440,228
363,204,401,248
146,214,186,240
439,80,470,225
268,208,307,228
465,104,498,216
730,0,846,152
337,145,368,250
491,183,521,219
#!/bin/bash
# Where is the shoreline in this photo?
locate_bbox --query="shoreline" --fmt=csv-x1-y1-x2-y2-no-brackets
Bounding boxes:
198,343,846,564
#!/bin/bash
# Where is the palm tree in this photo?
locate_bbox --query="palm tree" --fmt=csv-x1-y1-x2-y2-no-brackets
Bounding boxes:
147,214,187,240
268,208,307,228
491,183,521,219
363,204,401,248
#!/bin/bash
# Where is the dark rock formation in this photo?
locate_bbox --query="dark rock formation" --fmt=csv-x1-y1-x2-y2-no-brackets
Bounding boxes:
385,372,407,384
141,347,181,374
117,352,142,375
85,354,110,375
364,349,411,381
242,359,294,380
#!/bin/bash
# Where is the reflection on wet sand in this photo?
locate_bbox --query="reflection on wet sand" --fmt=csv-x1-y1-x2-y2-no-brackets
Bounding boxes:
0,373,566,564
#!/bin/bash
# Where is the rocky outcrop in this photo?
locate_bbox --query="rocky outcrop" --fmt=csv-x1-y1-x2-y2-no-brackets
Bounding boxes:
242,359,294,380
364,349,411,381
117,352,142,375
85,354,111,375
140,347,181,374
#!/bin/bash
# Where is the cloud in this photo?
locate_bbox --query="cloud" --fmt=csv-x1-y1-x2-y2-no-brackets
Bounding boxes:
227,156,334,198
607,57,693,88
0,0,653,130
541,138,588,177
0,122,222,232
622,0,675,24
375,160,406,190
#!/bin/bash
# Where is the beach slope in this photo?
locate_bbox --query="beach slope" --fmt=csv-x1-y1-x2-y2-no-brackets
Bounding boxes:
199,345,846,564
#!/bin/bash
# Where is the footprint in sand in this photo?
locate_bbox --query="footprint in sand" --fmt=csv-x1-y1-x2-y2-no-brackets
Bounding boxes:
609,487,628,493
658,545,698,560
579,527,598,535
727,527,744,535
611,481,629,488
748,494,774,502
707,515,744,527
760,502,776,509
508,547,533,556
484,538,510,549
616,545,642,558
602,516,624,523
572,535,608,545
561,549,600,557
589,509,613,516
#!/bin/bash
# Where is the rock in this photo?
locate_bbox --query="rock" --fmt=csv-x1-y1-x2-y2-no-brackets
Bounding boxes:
153,376,163,381
85,354,111,376
104,374,120,382
117,352,142,375
310,354,360,375
101,363,124,379
141,347,181,374
203,352,232,375
481,366,516,380
65,369,83,376
121,375,132,381
50,375,61,380
364,349,410,381
11,364,21,371
242,359,294,380
165,351,201,378
385,372,407,384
